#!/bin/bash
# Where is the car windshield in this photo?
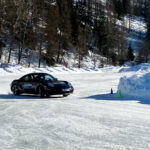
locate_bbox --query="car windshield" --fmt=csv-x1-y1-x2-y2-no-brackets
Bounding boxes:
20,74,57,82
44,74,56,81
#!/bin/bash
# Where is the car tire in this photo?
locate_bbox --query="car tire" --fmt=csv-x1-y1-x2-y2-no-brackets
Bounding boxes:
63,93,69,97
37,86,44,98
45,94,49,98
11,84,20,95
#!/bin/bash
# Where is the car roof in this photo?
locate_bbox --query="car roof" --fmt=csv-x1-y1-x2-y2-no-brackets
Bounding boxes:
21,73,51,77
29,73,50,75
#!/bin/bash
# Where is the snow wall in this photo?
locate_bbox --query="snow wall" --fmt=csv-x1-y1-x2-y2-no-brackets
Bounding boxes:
118,72,150,99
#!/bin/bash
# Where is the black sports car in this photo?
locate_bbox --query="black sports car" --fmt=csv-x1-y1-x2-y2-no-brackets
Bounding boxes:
11,73,74,97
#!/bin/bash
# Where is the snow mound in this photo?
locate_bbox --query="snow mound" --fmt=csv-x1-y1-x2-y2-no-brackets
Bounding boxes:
119,63,150,73
118,72,150,99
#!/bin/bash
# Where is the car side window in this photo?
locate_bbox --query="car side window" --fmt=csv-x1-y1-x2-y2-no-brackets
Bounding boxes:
45,75,54,81
21,75,32,82
32,74,39,81
39,75,45,81
21,75,29,82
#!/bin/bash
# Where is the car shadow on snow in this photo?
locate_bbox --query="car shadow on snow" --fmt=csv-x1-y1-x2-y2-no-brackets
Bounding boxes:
85,93,150,105
0,94,64,101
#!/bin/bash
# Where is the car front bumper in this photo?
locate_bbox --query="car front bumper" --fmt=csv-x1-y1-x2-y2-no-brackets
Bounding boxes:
45,87,74,95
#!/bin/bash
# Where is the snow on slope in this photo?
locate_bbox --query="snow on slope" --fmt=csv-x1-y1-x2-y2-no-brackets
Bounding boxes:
0,64,103,76
1,49,106,69
1,15,146,68
117,16,147,54
118,63,150,100
58,51,106,68
1,69,150,150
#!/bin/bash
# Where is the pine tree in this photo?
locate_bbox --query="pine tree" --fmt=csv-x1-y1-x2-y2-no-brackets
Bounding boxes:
122,0,131,15
112,0,125,19
0,0,17,64
77,26,88,68
118,20,128,65
46,1,58,66
139,39,150,63
140,1,150,63
70,5,79,45
56,0,72,64
127,45,134,61
146,1,150,40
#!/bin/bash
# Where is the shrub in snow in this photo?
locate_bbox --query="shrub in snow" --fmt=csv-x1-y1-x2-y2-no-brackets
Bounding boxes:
118,72,150,99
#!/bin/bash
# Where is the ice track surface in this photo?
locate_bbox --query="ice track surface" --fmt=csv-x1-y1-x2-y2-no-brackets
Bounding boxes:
0,72,150,150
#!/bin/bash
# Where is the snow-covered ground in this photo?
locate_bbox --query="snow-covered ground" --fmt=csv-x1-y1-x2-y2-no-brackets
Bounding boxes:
0,66,150,150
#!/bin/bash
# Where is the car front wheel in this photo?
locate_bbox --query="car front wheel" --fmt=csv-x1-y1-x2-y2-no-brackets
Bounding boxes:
63,93,69,97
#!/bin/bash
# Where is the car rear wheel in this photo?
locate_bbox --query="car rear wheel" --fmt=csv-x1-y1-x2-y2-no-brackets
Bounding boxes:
11,84,20,95
37,86,44,98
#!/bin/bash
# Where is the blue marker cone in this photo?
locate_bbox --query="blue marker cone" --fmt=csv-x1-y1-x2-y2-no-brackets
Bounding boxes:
111,88,113,94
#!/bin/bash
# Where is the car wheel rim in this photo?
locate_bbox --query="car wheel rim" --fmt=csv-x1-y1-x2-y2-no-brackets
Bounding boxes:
12,85,17,94
38,88,42,96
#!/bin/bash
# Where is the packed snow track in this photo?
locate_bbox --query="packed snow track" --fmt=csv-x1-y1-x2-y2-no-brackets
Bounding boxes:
0,72,150,150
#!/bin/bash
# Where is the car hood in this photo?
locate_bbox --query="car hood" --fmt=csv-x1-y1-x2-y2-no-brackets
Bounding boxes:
47,80,70,88
54,81,68,87
54,80,66,84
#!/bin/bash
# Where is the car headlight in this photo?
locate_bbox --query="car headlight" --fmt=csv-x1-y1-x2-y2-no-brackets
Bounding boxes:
62,88,72,92
68,83,72,87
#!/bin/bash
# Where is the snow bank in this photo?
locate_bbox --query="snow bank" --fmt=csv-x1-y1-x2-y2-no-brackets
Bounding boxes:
118,71,150,99
119,63,150,73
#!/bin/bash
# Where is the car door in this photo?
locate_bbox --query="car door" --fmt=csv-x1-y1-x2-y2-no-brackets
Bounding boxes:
19,75,34,93
44,74,56,92
31,74,41,93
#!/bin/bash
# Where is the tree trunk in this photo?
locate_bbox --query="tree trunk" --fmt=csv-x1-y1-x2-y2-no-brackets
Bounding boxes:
145,56,148,63
78,47,81,68
78,55,81,68
57,28,62,64
38,41,42,68
0,48,2,61
28,57,31,68
56,41,61,64
128,16,131,32
18,42,22,64
8,46,12,64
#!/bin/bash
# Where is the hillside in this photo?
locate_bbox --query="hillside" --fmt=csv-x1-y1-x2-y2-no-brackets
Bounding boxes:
0,0,149,68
